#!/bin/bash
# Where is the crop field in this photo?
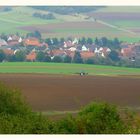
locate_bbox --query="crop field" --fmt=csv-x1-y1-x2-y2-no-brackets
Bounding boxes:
0,73,140,113
20,21,124,39
21,21,140,42
0,62,140,76
86,9,140,42
0,62,139,114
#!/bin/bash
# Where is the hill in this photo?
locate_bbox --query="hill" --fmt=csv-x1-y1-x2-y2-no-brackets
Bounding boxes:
0,6,140,42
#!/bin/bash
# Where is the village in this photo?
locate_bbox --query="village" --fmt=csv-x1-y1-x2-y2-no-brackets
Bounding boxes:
0,32,139,67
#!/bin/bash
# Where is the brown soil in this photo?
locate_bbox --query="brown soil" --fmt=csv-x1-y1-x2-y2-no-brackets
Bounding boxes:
0,74,140,112
20,21,109,33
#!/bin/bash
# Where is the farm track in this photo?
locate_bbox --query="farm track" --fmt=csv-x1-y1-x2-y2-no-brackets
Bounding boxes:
90,18,138,36
0,74,140,112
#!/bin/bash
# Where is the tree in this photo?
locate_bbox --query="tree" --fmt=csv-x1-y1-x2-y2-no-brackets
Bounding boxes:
73,51,83,63
15,51,26,62
3,7,12,12
45,38,52,46
44,55,51,62
95,37,99,46
112,38,121,50
113,38,120,46
80,37,86,45
0,50,5,62
64,55,72,63
108,50,120,62
36,51,46,62
85,58,94,64
0,83,53,134
101,37,108,46
46,13,55,19
26,32,34,38
78,102,127,134
52,38,59,45
33,12,55,20
34,30,41,39
60,38,65,45
52,56,63,63
0,33,7,41
87,38,93,45
0,83,31,115
6,55,16,62
26,31,41,39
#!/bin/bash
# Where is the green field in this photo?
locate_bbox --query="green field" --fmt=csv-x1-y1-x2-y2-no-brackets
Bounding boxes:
0,62,139,76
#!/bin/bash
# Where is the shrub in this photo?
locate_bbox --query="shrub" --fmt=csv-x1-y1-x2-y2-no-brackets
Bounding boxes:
54,115,78,134
77,102,127,134
52,56,63,63
0,83,52,134
0,83,31,115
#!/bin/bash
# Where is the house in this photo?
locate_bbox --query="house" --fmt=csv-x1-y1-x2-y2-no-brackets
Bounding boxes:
14,49,20,55
23,37,41,47
18,37,22,43
65,50,75,58
64,40,73,48
80,51,94,59
7,35,23,47
121,46,134,57
68,47,77,52
0,38,8,47
120,42,130,48
72,38,79,45
3,48,14,55
50,49,66,57
26,52,36,61
8,40,20,46
7,35,23,43
102,47,111,56
40,42,48,48
94,47,99,54
81,45,88,51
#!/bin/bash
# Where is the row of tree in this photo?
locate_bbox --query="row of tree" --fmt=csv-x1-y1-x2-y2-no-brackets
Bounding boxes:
94,37,121,49
31,6,102,15
32,12,56,20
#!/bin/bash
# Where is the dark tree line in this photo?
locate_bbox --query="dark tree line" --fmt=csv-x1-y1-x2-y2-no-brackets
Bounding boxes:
31,6,103,15
26,30,42,39
95,37,121,50
32,12,55,20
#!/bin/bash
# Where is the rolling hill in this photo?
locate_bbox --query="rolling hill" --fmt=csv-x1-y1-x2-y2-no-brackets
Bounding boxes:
0,6,140,42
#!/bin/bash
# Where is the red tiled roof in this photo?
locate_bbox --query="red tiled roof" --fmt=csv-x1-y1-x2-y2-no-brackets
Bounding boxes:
121,48,133,57
51,49,66,56
26,52,36,61
65,50,75,58
8,35,20,41
64,41,74,47
3,49,14,55
24,38,41,47
80,51,94,59
8,40,19,46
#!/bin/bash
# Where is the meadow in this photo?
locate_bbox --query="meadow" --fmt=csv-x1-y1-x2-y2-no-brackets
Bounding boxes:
0,62,139,76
